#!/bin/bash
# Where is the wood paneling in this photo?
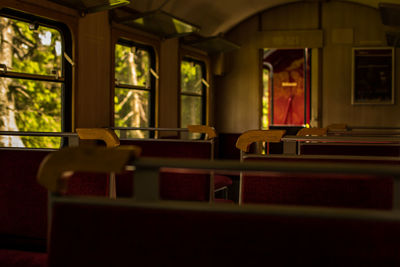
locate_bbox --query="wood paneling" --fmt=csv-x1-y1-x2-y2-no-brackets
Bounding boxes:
215,17,261,133
255,30,323,48
76,11,111,128
261,2,320,31
322,1,400,127
159,38,179,129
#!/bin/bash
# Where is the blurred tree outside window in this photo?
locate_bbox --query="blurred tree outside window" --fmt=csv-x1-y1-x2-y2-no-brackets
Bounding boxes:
0,15,64,148
262,68,270,129
114,41,154,138
180,58,206,139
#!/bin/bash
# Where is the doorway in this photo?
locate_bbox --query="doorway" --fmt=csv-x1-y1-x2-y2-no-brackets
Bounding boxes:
262,48,311,128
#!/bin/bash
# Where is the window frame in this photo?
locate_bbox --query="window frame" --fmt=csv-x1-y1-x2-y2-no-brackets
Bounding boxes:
0,8,73,146
179,54,208,129
112,34,157,138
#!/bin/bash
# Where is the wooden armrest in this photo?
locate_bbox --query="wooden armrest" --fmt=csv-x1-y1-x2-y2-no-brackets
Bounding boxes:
76,128,120,148
235,130,286,152
37,146,140,193
296,127,327,136
187,125,217,140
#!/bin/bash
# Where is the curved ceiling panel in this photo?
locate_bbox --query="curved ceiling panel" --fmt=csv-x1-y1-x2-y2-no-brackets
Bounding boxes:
127,0,400,37
128,0,299,36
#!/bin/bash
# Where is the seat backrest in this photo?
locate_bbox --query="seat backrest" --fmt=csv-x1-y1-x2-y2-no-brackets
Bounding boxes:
47,199,400,267
0,149,51,251
117,126,219,201
240,155,394,209
0,129,128,252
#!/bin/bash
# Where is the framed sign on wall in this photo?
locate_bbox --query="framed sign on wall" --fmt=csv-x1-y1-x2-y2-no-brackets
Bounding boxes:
352,47,394,105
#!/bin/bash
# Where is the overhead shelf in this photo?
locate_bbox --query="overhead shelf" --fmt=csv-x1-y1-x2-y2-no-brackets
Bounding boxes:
48,0,130,15
184,35,240,54
386,31,400,47
114,9,200,38
379,3,400,26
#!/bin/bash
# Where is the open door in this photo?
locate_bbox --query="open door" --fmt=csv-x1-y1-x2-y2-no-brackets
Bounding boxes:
262,48,311,127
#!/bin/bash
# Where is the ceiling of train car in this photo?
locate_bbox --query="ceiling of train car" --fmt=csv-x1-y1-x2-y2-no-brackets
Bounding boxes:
127,0,400,37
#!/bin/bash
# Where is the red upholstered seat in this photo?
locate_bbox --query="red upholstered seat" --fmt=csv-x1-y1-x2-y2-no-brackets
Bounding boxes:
47,200,400,266
160,171,210,201
240,156,396,209
0,250,47,267
300,143,400,157
117,139,233,200
119,139,212,158
214,174,233,190
242,172,393,209
67,172,109,196
0,150,50,252
0,149,110,267
116,170,232,202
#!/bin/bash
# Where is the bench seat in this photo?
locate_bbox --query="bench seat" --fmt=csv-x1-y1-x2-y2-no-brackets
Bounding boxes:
47,199,400,266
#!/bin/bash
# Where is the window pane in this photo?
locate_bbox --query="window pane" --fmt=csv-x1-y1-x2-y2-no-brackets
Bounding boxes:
181,95,202,139
0,16,63,76
114,88,150,138
181,95,202,126
181,60,203,94
115,44,150,87
0,77,62,148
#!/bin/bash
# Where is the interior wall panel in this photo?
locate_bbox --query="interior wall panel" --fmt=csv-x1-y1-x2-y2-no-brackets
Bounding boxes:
322,1,400,127
216,1,400,134
215,17,261,133
159,38,179,129
261,2,319,31
76,11,111,128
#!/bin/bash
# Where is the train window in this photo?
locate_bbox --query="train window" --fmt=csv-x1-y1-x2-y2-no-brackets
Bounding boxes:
0,10,72,148
114,40,155,138
180,58,206,139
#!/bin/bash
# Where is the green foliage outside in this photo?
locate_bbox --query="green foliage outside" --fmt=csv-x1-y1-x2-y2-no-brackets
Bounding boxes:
0,17,62,148
181,60,203,139
114,44,149,87
114,43,150,138
181,60,202,94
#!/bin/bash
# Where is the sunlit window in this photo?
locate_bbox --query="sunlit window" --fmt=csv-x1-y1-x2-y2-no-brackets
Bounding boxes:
0,12,69,148
180,58,206,139
114,40,155,138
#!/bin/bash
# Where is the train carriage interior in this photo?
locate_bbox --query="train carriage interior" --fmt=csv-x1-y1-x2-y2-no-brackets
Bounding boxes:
1,0,400,266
